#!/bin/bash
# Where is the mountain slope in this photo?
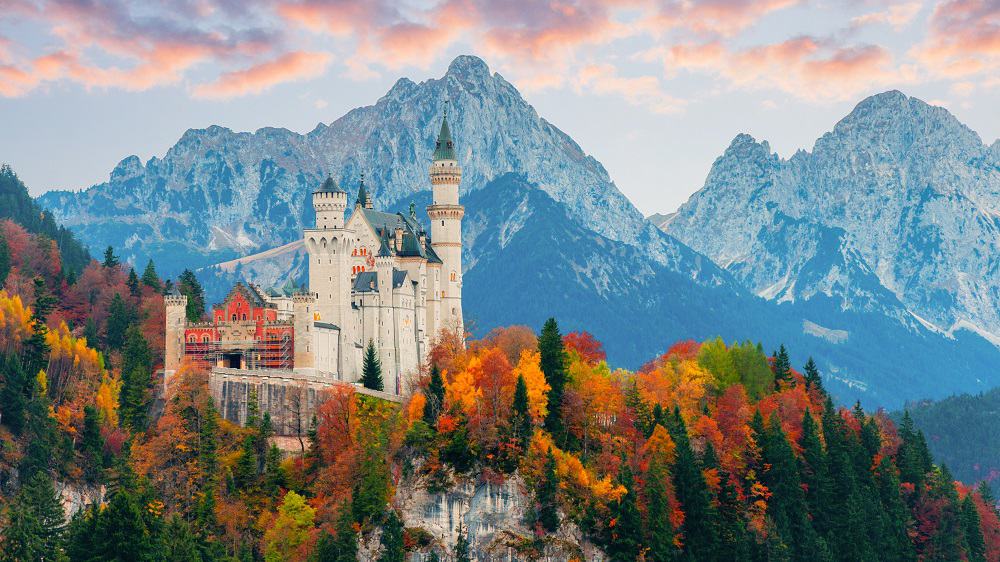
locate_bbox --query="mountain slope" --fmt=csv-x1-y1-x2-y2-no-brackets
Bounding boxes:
666,91,1000,345
38,56,660,275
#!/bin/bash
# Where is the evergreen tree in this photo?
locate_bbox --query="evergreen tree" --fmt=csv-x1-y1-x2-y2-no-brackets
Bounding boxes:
961,494,987,562
361,340,384,391
667,408,720,561
511,374,533,445
873,456,916,562
0,352,29,435
81,404,104,481
643,458,676,562
140,259,160,290
454,522,471,562
538,318,568,443
772,344,791,385
20,371,58,479
624,381,654,438
0,232,9,287
263,443,285,494
104,293,134,350
82,318,99,351
1,471,66,561
102,246,119,268
352,442,390,525
423,364,445,426
536,448,560,532
378,510,405,562
803,357,822,390
127,267,140,297
607,463,642,561
759,414,821,562
799,410,830,532
177,269,206,322
119,326,152,430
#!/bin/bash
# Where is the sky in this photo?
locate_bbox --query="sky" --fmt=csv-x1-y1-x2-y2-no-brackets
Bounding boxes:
0,1,998,215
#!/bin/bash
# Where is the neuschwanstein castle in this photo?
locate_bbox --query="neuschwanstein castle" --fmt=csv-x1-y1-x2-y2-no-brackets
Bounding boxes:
163,113,464,396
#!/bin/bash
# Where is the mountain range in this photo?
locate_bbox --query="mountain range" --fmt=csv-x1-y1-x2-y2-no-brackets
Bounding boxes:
37,57,1000,408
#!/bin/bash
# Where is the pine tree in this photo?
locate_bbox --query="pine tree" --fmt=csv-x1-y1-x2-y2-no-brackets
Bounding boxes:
668,408,720,560
536,448,560,532
607,463,642,561
511,374,533,445
20,371,58,479
141,259,160,290
263,443,285,494
773,344,791,385
962,494,988,562
0,232,9,287
102,246,119,268
127,267,141,297
803,357,822,390
104,293,134,350
423,364,445,426
538,318,568,443
1,471,66,561
454,522,471,562
361,340,384,391
119,326,153,430
353,442,390,525
378,510,405,562
177,269,206,322
81,404,104,481
643,457,676,562
759,414,821,562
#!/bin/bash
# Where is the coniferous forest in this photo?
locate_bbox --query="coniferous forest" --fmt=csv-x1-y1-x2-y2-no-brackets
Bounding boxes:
1,164,1000,560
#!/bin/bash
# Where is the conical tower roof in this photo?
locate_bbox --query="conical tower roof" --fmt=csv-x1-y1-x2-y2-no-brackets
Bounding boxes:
433,109,456,161
377,229,393,258
316,175,344,193
355,173,370,207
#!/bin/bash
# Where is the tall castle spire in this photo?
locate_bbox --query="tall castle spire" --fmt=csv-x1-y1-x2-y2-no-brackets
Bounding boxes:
427,102,464,336
433,101,456,161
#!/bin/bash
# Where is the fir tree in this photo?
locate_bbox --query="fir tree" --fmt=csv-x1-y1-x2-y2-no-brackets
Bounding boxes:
119,326,153,430
353,443,390,525
803,357,822,390
667,408,720,561
607,463,642,561
759,414,821,562
177,269,206,322
361,340,384,391
538,318,568,443
454,522,471,562
378,510,405,562
962,494,987,562
127,267,140,297
20,371,58,479
104,293,134,350
263,443,285,494
140,259,160,290
773,344,791,385
1,471,66,561
536,448,560,532
423,364,445,426
643,458,676,562
0,232,9,287
511,374,533,445
102,245,119,268
81,404,104,481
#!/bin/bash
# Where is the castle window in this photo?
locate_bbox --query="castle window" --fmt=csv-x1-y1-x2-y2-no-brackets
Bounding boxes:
242,314,247,321
202,335,209,343
232,314,237,321
442,220,445,226
188,336,196,343
450,271,457,282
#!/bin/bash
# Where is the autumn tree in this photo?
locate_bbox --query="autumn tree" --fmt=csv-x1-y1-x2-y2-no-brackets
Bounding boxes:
264,491,315,562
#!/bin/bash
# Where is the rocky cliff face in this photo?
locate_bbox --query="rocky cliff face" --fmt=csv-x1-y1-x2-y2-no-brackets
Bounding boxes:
39,55,659,275
666,91,1000,344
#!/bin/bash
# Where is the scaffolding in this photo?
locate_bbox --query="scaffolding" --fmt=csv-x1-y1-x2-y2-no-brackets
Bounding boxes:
185,336,293,370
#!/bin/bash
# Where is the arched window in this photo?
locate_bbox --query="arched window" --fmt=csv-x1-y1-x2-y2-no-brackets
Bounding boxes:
202,335,210,343
188,336,196,343
232,314,237,321
450,271,457,282
242,314,247,321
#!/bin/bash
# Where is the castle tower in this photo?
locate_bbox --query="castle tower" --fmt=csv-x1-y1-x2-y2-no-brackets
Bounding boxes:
304,175,356,378
375,230,398,391
164,288,188,375
292,290,316,369
427,108,465,336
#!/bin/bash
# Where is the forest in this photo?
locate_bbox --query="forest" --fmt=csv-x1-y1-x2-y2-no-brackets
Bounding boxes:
1,163,999,561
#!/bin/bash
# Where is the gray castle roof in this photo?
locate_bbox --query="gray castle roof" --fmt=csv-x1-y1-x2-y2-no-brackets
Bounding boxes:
352,270,409,293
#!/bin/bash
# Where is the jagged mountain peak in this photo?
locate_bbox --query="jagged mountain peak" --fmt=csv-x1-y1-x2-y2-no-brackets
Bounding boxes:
446,54,492,78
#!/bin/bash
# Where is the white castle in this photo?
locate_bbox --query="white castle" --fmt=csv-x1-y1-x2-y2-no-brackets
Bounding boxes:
165,113,464,395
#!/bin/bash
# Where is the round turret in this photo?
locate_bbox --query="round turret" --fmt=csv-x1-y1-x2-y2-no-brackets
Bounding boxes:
313,175,347,229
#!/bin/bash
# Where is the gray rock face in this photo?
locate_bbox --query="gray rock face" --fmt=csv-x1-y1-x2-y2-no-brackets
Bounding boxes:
39,55,657,275
666,91,1000,344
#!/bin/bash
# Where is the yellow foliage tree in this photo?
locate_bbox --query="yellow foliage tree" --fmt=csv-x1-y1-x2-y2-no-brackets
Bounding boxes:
512,350,550,423
638,359,715,420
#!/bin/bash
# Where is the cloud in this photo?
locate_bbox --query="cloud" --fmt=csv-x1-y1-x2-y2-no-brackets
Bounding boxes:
850,2,923,30
646,0,802,37
193,51,332,98
576,63,686,113
914,0,1000,78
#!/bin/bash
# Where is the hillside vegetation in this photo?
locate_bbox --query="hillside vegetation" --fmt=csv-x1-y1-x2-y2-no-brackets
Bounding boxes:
0,209,998,561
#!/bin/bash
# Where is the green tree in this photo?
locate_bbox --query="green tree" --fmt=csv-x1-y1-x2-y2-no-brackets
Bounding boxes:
961,494,987,562
511,374,533,445
378,510,405,562
667,408,720,560
607,463,642,561
352,443,390,525
1,471,66,561
177,269,206,322
698,337,738,388
361,340,384,391
0,232,9,287
140,259,160,291
803,357,822,391
423,364,445,426
536,448,560,533
104,293,134,351
772,344,791,385
643,457,676,562
316,502,358,562
454,522,471,562
264,491,315,562
538,318,568,443
81,404,104,481
127,267,140,297
119,326,153,430
102,246,119,269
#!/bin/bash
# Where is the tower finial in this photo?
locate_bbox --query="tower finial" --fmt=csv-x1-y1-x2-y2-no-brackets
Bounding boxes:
433,105,456,161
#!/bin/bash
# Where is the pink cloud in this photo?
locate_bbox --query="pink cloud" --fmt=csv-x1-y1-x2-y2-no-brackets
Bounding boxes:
193,51,333,98
915,0,1000,78
850,2,923,30
576,63,686,113
647,0,801,37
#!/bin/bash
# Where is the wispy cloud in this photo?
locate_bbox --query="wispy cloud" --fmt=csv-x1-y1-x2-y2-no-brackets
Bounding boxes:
193,51,332,98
